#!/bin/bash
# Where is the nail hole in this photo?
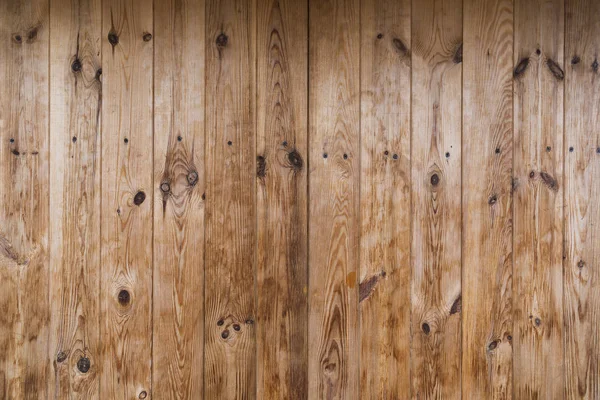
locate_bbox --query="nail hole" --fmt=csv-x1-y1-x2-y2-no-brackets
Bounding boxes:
569,146,574,152
9,138,14,143
177,135,182,142
377,33,383,39
546,146,551,152
143,32,152,42
384,150,389,156
13,34,22,43
393,154,398,160
323,153,328,159
124,138,129,144
572,55,580,65
72,136,77,143
282,141,288,147
227,141,232,146
507,335,512,341
495,148,501,154
445,152,450,158
536,49,541,55
534,317,541,326
343,153,348,160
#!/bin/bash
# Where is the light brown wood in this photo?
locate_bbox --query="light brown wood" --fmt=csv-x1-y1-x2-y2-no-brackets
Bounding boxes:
462,0,514,398
564,0,600,397
308,0,360,398
152,0,205,398
359,0,411,397
410,0,462,398
100,0,153,398
513,0,564,397
204,0,256,398
256,0,308,398
0,1,50,398
49,0,102,398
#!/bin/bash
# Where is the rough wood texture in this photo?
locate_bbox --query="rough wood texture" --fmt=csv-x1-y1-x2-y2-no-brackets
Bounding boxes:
462,0,514,398
411,0,462,398
5,0,600,397
152,0,205,399
0,1,49,398
100,0,153,398
308,0,360,398
513,0,565,398
203,0,256,398
359,0,411,397
49,0,102,398
564,0,600,398
256,0,308,398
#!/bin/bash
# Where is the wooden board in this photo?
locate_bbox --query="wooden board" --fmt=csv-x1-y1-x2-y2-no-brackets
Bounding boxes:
462,0,513,397
152,0,205,398
564,0,600,397
100,0,153,398
203,0,256,397
308,0,360,398
359,0,411,397
256,0,308,398
0,1,50,398
410,0,462,398
513,0,564,397
48,0,102,398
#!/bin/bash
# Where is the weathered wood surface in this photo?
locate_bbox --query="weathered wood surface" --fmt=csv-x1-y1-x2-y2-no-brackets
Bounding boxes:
513,0,565,398
100,0,153,398
1,0,600,398
0,1,49,398
49,0,102,398
565,0,600,398
462,0,514,398
411,0,462,398
203,0,256,398
152,0,205,398
359,0,411,397
256,0,308,398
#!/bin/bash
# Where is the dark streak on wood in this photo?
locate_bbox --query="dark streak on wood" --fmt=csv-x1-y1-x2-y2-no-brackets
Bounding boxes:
514,57,530,78
546,58,564,80
392,38,409,57
453,43,463,64
257,155,266,179
359,271,386,303
592,58,599,73
540,171,559,192
450,295,462,315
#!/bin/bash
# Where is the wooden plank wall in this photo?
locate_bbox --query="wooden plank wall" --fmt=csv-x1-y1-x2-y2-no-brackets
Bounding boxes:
1,0,600,399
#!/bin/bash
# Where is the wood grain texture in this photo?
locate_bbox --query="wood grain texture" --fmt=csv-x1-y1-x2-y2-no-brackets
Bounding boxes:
359,0,411,398
0,1,50,398
100,0,153,398
410,0,462,398
49,0,102,398
462,0,513,398
564,0,600,397
308,0,359,398
152,0,205,399
513,0,564,397
204,0,256,398
256,0,308,398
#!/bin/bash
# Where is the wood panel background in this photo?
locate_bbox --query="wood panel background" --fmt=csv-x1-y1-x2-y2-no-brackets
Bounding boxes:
1,0,599,398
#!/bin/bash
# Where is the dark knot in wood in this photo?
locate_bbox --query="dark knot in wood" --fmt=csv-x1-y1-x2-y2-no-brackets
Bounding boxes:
160,182,171,194
134,191,146,205
233,324,240,331
546,59,564,81
513,57,530,78
422,323,431,335
392,38,409,57
56,351,67,363
287,150,303,171
27,27,38,42
187,171,199,186
12,34,22,44
77,357,91,373
118,289,130,305
453,43,463,64
143,32,153,42
216,33,228,48
108,31,119,46
221,329,230,339
257,155,266,178
71,59,82,72
430,173,440,186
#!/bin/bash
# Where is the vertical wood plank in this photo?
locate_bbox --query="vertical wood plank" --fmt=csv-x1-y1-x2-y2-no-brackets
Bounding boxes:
204,0,256,398
462,0,513,398
0,1,50,398
513,0,564,397
152,0,205,398
256,0,308,398
49,0,102,398
564,0,600,397
100,0,153,398
308,0,359,398
359,0,411,397
410,0,462,397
